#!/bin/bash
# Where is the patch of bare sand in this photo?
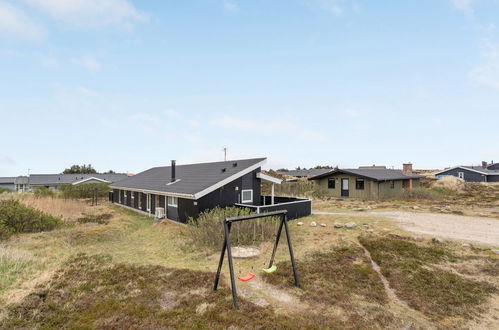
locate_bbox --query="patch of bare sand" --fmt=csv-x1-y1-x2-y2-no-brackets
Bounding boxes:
314,211,499,246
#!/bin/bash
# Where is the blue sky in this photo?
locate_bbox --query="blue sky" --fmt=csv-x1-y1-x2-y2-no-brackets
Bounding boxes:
1,0,499,176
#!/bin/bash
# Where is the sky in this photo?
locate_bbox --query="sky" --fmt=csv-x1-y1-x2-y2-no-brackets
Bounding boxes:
1,0,499,176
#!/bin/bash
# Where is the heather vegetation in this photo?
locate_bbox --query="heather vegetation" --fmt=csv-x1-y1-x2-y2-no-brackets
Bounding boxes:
0,195,497,329
359,236,497,321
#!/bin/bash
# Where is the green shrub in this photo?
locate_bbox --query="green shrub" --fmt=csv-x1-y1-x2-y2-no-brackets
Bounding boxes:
0,187,13,194
0,200,63,240
33,186,55,197
59,183,110,199
187,207,278,251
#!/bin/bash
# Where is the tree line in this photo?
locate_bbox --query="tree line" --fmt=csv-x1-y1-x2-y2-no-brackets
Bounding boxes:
62,164,116,174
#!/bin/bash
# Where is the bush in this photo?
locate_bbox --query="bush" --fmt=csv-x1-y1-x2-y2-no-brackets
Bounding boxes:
59,183,110,199
0,200,63,240
0,187,13,194
33,186,55,197
187,207,278,251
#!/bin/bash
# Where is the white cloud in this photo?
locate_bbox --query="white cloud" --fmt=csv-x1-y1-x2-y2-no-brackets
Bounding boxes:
25,0,147,28
40,55,58,67
343,108,362,118
163,109,179,118
71,55,101,71
0,154,16,165
432,117,444,127
470,41,499,90
212,115,328,143
223,0,239,12
302,0,347,16
452,0,475,16
188,120,201,129
0,1,44,40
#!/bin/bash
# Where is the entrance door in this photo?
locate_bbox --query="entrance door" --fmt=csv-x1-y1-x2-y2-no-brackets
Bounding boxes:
341,179,349,197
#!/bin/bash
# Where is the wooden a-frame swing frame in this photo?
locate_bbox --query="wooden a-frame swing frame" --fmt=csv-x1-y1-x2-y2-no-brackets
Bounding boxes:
213,210,300,310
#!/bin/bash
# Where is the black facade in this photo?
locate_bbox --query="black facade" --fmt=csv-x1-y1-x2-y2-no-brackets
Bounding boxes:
256,196,311,220
110,168,263,223
488,175,499,182
437,168,487,182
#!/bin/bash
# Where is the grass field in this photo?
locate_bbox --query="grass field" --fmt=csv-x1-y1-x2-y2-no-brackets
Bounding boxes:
0,195,498,329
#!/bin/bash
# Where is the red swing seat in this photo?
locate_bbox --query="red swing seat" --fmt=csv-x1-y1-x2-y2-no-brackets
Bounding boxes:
238,272,255,282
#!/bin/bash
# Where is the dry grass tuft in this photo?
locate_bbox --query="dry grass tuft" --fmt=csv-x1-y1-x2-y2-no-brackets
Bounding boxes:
359,235,497,323
431,176,466,193
0,246,33,295
18,195,101,222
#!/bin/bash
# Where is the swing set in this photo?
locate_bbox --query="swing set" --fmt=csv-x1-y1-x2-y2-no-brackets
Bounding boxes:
213,210,300,309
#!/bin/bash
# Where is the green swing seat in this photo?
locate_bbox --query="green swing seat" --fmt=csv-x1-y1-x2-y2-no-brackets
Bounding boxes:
262,265,277,274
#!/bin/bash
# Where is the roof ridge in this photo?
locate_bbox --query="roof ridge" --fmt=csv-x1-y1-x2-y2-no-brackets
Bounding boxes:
148,157,267,169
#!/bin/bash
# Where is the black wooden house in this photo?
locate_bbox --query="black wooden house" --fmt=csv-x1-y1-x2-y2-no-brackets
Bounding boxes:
109,158,311,222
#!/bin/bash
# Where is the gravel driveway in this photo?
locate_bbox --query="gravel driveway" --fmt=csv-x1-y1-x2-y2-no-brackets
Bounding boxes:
314,211,499,246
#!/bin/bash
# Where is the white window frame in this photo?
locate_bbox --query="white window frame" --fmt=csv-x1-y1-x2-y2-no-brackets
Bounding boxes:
118,190,122,203
458,172,464,180
138,192,142,209
167,196,178,208
147,194,151,211
241,189,253,203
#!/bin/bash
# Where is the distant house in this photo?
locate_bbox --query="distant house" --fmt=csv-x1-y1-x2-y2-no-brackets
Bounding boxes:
277,169,331,181
0,177,30,192
435,164,499,182
308,163,424,199
488,162,499,171
0,177,16,190
109,158,312,223
29,173,129,190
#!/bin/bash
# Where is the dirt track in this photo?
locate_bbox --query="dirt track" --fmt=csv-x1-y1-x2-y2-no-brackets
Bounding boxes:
314,211,499,246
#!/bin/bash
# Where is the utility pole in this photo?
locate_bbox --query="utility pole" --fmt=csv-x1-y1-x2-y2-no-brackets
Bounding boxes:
223,147,227,161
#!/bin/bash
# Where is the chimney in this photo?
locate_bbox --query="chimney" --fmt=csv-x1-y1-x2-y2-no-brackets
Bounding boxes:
171,160,176,182
402,163,413,175
482,161,488,169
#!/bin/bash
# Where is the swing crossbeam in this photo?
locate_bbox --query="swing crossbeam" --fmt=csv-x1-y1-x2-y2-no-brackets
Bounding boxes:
213,210,300,310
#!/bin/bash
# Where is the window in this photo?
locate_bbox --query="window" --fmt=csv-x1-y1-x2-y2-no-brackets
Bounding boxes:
390,181,395,189
458,172,464,180
355,179,364,190
328,178,336,189
241,189,253,203
168,196,178,207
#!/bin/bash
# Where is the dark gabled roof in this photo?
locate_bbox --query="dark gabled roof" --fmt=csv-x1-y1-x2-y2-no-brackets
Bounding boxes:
488,163,499,170
109,158,267,199
29,173,129,185
309,168,424,181
278,169,331,177
462,166,499,175
435,166,499,176
0,177,16,184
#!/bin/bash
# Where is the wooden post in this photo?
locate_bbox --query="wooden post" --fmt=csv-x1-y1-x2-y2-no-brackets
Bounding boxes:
271,183,275,205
